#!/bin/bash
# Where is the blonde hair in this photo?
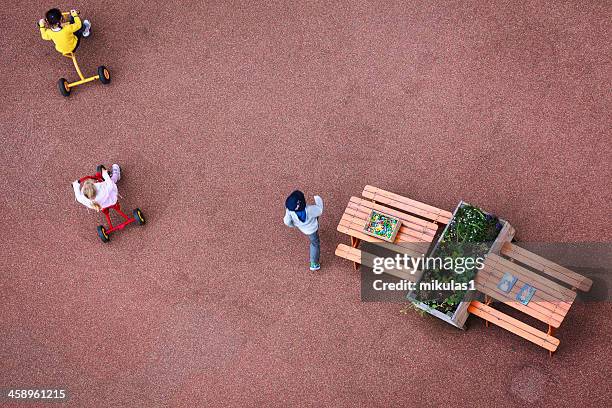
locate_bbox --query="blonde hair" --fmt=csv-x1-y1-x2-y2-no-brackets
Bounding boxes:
81,180,101,211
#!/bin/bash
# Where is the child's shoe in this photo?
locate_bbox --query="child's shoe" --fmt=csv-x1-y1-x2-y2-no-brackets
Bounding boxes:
309,262,321,271
110,164,121,183
82,20,92,37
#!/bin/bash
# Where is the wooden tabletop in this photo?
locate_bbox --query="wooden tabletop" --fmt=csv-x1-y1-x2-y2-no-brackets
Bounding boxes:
475,253,577,328
337,196,437,257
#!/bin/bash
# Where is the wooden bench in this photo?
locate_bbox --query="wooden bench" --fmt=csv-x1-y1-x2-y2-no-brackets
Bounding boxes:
468,301,560,353
501,242,593,292
335,244,422,282
362,185,453,225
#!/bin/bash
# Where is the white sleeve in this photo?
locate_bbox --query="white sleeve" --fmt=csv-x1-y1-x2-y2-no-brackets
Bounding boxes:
283,209,294,227
106,170,117,191
73,181,94,209
102,169,112,183
311,195,323,217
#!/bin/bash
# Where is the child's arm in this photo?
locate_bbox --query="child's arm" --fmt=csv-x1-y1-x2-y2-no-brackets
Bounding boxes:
38,20,51,40
101,168,122,201
72,181,94,209
101,168,111,182
100,168,118,192
283,209,294,227
310,195,324,217
65,10,82,33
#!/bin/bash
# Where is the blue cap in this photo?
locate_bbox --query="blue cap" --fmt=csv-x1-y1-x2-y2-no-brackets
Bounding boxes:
285,190,306,211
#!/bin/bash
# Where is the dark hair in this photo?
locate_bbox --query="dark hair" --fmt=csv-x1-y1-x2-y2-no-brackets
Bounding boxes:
45,8,62,26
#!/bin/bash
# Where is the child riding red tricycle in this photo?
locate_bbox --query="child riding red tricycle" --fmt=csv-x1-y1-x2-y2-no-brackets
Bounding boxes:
72,164,145,242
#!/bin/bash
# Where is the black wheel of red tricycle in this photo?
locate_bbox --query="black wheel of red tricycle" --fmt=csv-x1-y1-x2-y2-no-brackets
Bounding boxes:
58,78,71,97
133,208,145,225
97,225,110,243
98,66,111,84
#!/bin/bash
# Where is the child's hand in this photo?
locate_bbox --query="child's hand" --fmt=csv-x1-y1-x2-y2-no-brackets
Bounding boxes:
38,18,45,28
70,9,79,16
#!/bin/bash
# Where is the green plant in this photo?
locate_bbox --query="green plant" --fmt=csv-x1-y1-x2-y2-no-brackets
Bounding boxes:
412,203,502,315
400,302,426,317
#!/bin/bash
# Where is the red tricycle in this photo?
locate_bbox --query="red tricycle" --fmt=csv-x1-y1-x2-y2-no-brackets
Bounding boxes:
77,164,146,242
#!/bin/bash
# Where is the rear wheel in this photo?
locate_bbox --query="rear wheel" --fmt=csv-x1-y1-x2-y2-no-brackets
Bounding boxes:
98,66,111,84
97,225,110,242
133,208,146,225
58,78,70,97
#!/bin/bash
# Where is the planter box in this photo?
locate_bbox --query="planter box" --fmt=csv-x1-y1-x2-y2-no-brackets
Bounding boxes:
406,201,515,329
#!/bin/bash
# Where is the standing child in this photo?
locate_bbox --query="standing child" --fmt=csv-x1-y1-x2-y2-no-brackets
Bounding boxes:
283,190,324,271
38,8,91,55
73,164,121,211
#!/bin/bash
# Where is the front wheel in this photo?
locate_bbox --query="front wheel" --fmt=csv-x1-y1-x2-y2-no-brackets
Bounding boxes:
133,208,146,225
98,66,111,84
58,78,70,97
97,225,110,242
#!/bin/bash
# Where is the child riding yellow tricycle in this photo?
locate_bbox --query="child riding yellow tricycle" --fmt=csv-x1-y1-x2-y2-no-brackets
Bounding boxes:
38,8,110,97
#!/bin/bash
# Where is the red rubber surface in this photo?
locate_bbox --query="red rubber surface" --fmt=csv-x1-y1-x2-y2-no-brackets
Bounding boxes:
1,1,610,407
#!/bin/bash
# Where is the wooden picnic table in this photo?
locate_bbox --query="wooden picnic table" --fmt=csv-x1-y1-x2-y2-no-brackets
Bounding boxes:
336,186,451,268
469,242,592,354
337,196,438,265
335,185,594,355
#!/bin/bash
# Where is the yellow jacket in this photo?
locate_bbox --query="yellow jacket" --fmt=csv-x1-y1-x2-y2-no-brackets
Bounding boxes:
40,14,82,54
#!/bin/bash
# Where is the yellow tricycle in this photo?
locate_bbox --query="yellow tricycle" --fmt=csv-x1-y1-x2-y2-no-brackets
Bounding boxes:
39,10,111,97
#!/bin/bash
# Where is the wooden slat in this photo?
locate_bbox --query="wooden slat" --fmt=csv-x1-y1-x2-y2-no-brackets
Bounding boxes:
335,244,421,281
374,241,430,258
468,301,559,352
501,242,593,292
335,243,361,263
362,185,453,224
363,185,452,219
